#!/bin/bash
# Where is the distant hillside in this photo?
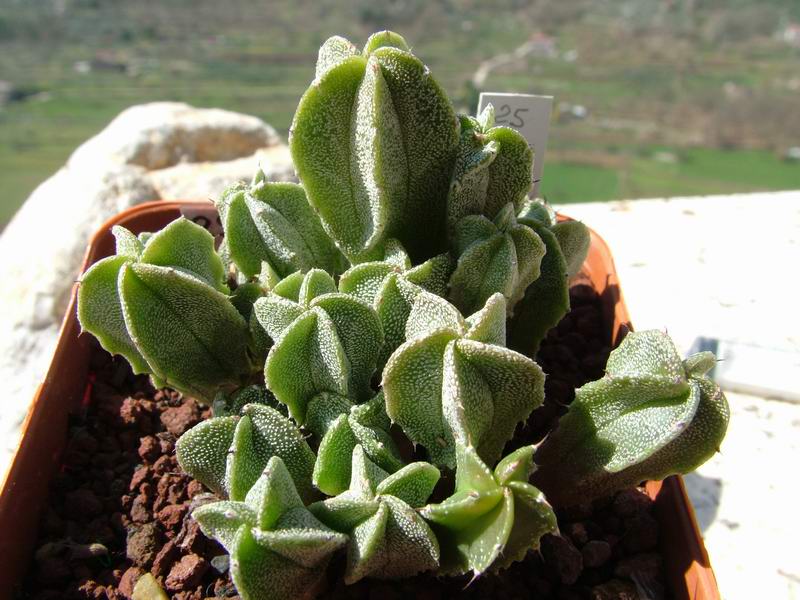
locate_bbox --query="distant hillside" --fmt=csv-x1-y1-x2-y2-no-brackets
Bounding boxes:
1,0,799,222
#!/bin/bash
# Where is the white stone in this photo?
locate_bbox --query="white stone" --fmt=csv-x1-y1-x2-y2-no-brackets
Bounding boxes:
0,164,158,465
148,145,294,200
68,102,281,170
0,103,291,481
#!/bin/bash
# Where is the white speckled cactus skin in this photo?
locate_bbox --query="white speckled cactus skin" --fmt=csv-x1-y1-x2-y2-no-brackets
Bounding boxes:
533,330,730,507
447,104,533,227
193,456,347,600
177,402,317,503
448,202,546,315
253,269,384,423
77,218,253,402
74,30,730,600
338,238,453,366
290,31,460,262
305,391,403,496
382,291,545,469
309,445,441,583
215,172,348,279
422,443,556,576
509,198,591,358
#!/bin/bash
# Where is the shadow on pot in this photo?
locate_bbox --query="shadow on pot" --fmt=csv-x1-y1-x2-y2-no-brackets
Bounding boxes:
683,472,723,533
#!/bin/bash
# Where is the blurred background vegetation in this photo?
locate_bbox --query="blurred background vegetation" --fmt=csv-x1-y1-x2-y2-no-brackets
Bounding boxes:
1,0,799,226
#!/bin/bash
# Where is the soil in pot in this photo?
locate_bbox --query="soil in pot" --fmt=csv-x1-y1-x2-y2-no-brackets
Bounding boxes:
20,284,666,600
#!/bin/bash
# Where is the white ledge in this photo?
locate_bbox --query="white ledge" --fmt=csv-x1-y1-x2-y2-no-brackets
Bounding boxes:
557,189,800,600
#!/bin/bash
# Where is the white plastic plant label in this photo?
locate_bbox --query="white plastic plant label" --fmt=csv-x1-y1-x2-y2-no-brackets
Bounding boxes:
180,202,224,243
478,93,553,199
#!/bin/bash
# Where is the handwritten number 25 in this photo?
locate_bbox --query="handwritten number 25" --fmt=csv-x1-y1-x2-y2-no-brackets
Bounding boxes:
494,104,528,128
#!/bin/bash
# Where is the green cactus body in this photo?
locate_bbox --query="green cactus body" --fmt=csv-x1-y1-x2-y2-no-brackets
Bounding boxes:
448,203,546,316
309,445,440,583
290,32,460,262
508,199,590,358
421,443,556,575
306,392,403,496
215,175,347,279
517,198,590,279
533,330,730,506
211,385,284,418
552,220,591,279
193,456,347,600
339,239,453,366
176,403,316,503
382,291,544,468
77,218,252,401
447,104,533,227
253,270,384,423
230,281,266,320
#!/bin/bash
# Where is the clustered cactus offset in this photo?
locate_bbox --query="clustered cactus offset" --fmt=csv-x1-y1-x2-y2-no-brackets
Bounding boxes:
77,31,729,600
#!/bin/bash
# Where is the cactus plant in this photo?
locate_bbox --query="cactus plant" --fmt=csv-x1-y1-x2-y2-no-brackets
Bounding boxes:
253,269,384,423
211,384,284,418
508,198,590,358
309,445,441,583
422,443,556,575
446,103,533,228
306,391,402,496
532,330,730,506
75,29,729,600
447,202,545,315
290,31,459,262
193,456,347,599
177,402,317,503
77,218,254,401
383,291,545,468
338,239,453,366
215,174,347,279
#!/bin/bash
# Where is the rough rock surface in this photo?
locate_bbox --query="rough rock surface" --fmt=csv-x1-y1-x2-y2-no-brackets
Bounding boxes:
148,145,294,200
0,102,293,481
68,103,281,171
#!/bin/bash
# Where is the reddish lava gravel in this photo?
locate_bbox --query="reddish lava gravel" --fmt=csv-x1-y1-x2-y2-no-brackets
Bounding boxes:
21,284,666,600
21,354,236,600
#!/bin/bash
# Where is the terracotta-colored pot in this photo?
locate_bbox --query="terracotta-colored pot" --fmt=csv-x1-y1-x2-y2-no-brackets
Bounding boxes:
0,201,721,599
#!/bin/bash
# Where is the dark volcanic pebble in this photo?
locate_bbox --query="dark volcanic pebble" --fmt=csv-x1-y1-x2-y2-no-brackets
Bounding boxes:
20,347,233,598
591,578,639,599
582,539,612,568
64,488,104,519
117,565,144,598
151,539,179,577
542,534,584,585
137,435,160,462
615,552,663,582
622,512,659,553
613,488,654,517
36,557,71,587
566,521,590,547
156,503,187,529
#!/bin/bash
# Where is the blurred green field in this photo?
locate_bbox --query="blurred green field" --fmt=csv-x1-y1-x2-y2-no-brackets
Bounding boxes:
1,0,800,225
543,148,800,204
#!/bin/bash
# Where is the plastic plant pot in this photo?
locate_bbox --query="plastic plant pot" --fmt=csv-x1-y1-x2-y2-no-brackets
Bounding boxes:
0,200,721,599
